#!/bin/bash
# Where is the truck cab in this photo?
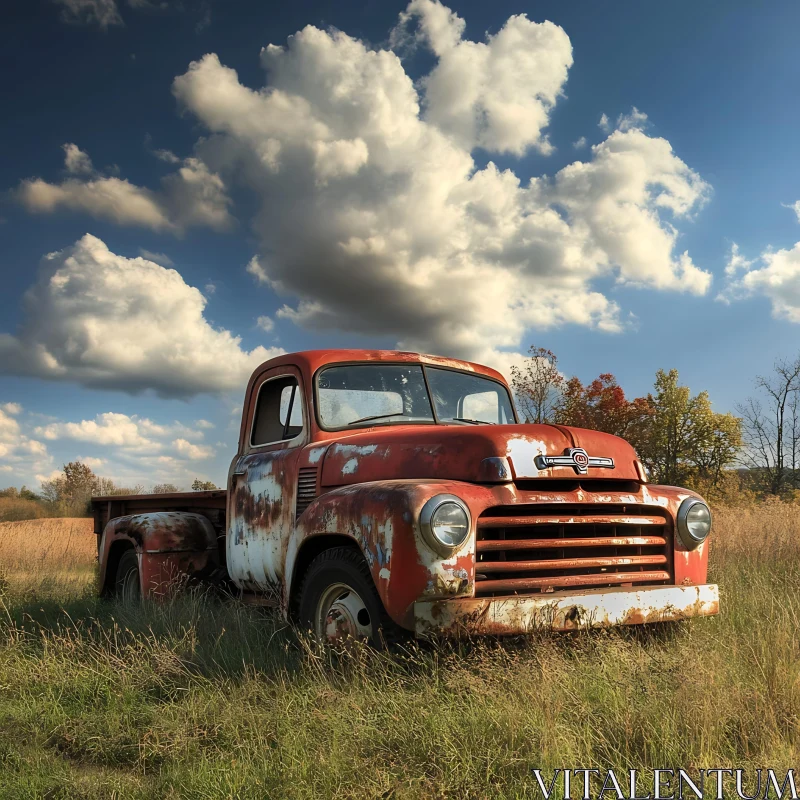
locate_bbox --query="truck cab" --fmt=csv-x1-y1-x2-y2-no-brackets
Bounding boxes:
93,349,719,642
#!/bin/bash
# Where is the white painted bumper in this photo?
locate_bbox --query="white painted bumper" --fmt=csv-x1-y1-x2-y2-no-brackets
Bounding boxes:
414,584,719,636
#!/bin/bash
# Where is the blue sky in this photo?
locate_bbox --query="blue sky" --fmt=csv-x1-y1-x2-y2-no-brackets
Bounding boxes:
2,0,800,489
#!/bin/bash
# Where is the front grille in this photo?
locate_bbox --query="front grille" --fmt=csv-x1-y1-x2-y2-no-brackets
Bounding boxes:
475,505,672,597
295,467,318,519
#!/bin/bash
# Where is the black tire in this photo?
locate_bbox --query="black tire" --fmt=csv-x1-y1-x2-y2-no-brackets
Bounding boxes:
115,549,141,603
297,547,406,647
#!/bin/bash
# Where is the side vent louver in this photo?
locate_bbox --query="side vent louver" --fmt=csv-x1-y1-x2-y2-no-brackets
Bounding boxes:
296,467,318,520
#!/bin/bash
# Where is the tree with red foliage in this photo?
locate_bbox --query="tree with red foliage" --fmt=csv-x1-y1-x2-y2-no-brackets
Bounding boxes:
511,346,741,495
557,373,654,449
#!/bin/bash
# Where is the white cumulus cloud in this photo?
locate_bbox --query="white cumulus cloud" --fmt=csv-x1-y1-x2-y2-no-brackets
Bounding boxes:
723,242,754,277
76,456,105,469
256,315,275,332
169,2,710,374
0,235,284,397
246,256,270,285
63,143,94,175
783,200,800,224
152,148,181,165
0,406,51,478
392,0,572,156
19,175,170,230
173,438,214,460
33,413,215,461
17,145,232,234
25,410,218,488
138,248,174,266
35,412,159,450
616,107,649,132
720,241,800,322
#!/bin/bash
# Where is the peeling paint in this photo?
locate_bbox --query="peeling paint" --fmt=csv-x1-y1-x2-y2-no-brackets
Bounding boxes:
416,584,720,636
307,446,327,464
418,353,477,371
333,444,378,458
342,457,359,474
505,437,547,478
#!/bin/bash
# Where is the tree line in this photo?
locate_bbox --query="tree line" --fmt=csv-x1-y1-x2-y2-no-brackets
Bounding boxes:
0,463,218,521
511,346,800,502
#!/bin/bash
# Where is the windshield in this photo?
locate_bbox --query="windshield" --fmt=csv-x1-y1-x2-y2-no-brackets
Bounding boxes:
316,363,516,429
426,367,516,424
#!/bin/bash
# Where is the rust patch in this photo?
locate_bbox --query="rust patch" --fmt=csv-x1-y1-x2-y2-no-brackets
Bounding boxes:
415,584,720,636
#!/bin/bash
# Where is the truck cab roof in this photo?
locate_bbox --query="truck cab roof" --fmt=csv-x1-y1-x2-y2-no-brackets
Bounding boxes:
246,349,506,386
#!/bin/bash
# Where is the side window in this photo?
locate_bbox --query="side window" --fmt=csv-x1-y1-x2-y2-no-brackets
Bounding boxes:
251,376,304,446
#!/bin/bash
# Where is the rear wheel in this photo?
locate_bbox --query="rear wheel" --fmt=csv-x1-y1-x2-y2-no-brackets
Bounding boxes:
297,547,404,647
115,549,141,603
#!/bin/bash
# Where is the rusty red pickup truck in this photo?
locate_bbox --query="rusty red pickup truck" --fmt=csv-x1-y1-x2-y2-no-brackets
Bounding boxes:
92,349,719,642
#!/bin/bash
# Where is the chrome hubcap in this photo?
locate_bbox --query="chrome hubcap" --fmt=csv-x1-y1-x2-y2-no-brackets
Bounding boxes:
315,582,372,642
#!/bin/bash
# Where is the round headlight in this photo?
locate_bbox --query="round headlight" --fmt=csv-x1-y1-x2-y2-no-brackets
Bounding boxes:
419,494,471,555
677,498,712,548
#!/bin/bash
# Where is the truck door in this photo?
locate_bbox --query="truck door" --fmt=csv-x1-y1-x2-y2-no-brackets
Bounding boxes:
228,366,306,599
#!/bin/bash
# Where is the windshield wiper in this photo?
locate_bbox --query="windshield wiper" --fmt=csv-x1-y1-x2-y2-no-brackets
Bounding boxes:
348,412,410,426
347,413,492,426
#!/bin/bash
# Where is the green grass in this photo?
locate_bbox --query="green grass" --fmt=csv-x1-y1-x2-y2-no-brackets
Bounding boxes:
1,507,800,798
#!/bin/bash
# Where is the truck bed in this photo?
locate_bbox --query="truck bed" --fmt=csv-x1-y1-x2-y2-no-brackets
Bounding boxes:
91,490,228,542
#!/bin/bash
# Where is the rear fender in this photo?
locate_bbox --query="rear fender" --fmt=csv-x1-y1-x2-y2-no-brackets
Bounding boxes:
98,512,219,598
286,481,478,630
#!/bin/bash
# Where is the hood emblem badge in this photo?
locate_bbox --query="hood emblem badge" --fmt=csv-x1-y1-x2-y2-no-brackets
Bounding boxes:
535,447,615,476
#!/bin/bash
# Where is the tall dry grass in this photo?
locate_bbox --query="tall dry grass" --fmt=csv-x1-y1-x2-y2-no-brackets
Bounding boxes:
0,505,799,798
713,499,800,564
0,517,96,596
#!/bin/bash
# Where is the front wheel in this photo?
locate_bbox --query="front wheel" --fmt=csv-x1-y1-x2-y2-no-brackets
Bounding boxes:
297,547,404,647
115,549,141,603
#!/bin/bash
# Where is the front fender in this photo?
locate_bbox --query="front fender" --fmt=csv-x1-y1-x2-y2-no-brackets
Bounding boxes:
98,512,219,598
644,485,711,586
286,480,480,629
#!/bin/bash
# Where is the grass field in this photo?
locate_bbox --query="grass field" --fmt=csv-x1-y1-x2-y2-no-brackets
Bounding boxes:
1,506,799,799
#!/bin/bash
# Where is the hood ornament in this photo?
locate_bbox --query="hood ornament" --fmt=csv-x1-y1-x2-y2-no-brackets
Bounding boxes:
535,447,615,476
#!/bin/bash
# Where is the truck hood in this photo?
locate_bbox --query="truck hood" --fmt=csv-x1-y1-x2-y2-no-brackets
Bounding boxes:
318,424,641,487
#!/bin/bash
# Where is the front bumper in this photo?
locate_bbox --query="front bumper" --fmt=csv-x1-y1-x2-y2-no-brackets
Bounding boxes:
414,584,719,636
